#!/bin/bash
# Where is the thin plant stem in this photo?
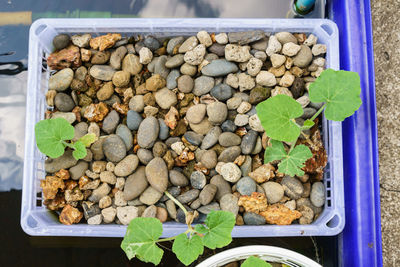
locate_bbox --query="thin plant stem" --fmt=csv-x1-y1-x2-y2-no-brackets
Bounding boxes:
155,229,193,243
165,191,188,217
309,103,326,122
288,139,297,153
62,140,75,149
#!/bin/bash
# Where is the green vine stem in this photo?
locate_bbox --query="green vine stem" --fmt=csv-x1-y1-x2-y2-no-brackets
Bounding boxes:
165,191,188,217
309,103,326,122
62,140,75,149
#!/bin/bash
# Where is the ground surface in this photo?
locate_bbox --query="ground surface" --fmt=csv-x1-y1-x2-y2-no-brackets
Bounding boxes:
371,0,400,266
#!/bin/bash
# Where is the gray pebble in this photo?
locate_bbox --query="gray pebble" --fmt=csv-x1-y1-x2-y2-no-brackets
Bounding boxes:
53,34,70,50
126,110,143,131
201,126,222,149
241,130,258,154
199,184,218,205
190,198,202,210
207,102,228,124
110,46,127,70
154,55,170,78
262,181,284,204
137,148,154,165
166,69,180,89
240,155,252,177
177,189,200,204
200,150,217,169
243,212,266,225
166,199,177,219
137,116,159,148
72,122,88,142
218,146,241,162
82,202,100,220
220,194,239,215
69,161,88,180
145,157,169,193
167,36,185,54
103,134,127,162
139,186,163,205
116,124,133,151
102,110,120,134
144,36,161,51
228,31,265,45
55,92,75,112
236,177,256,196
190,171,207,189
193,76,215,96
208,43,225,56
301,107,317,120
184,131,204,146
177,75,194,93
90,138,105,161
169,169,189,186
142,205,157,218
198,202,221,214
219,132,241,147
210,83,234,101
158,118,169,140
281,176,304,200
210,175,232,200
49,68,73,91
165,54,185,68
310,182,325,207
201,59,239,77
90,65,116,81
89,183,111,203
221,120,237,132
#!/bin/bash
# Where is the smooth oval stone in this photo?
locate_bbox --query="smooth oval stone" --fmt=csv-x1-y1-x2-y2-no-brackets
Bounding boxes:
261,181,284,204
199,184,218,205
166,69,180,89
240,155,252,177
198,202,221,214
137,116,159,148
193,76,215,96
69,161,88,180
145,157,168,193
186,104,207,124
54,92,75,112
218,146,241,162
221,120,237,132
139,186,163,205
241,130,258,154
189,118,213,135
200,150,217,169
154,55,170,78
219,132,241,147
282,176,304,200
236,177,257,196
207,102,228,124
208,43,225,56
169,170,189,186
158,118,169,140
143,36,161,51
210,175,232,200
167,36,184,54
102,110,120,134
72,122,88,142
220,194,239,215
49,68,74,91
184,131,204,146
127,110,143,131
310,182,325,208
123,166,148,201
200,126,222,150
210,83,234,101
116,124,133,151
91,138,105,160
165,54,185,68
53,34,70,50
89,65,116,81
228,30,265,45
177,189,200,204
190,171,207,189
201,59,239,77
103,134,127,162
137,148,154,165
243,212,266,225
114,154,139,177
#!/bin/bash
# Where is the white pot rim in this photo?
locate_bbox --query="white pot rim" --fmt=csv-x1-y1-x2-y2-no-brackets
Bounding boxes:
195,245,322,267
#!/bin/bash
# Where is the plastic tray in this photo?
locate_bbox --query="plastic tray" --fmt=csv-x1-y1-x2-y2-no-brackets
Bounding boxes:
21,18,343,237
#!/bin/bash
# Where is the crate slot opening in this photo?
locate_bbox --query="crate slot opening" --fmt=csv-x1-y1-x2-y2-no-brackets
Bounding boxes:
326,214,340,228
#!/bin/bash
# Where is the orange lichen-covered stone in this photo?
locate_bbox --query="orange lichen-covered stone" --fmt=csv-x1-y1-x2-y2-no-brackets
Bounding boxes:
259,204,302,225
238,192,268,213
84,102,109,122
112,102,129,115
59,204,83,225
89,33,121,51
55,169,70,180
43,194,66,211
40,176,65,200
248,163,275,183
301,128,327,180
47,45,81,70
80,48,91,62
164,107,179,130
175,148,195,167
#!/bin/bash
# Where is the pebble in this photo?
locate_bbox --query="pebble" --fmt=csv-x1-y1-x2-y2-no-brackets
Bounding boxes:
199,184,217,205
227,97,242,110
200,126,221,150
197,31,212,47
100,171,117,184
91,50,110,65
154,55,170,78
276,32,298,44
296,95,310,108
255,71,276,87
155,88,177,109
112,71,130,87
234,114,249,126
71,33,91,48
207,101,228,125
180,63,197,76
142,205,157,218
237,101,252,114
145,157,169,193
281,176,304,200
177,189,200,204
243,212,266,225
218,146,241,162
209,175,231,200
54,92,75,112
246,57,263,76
301,107,317,120
190,171,207,189
282,42,301,56
177,75,194,93
99,195,112,209
165,54,185,68
102,110,119,134
200,150,217,169
166,199,177,219
122,54,142,75
201,59,239,77
101,207,116,223
220,194,239,215
198,202,221,214
89,183,111,202
251,136,262,154
114,190,127,206
179,36,199,53
69,161,88,180
221,120,237,132
299,206,314,225
126,110,143,131
116,124,133,150
190,199,202,210
169,169,189,186
116,206,139,225
193,76,215,96
219,132,241,147
210,83,233,101
103,134,127,162
228,30,265,45
184,131,204,146
156,207,168,222
266,35,282,56
167,36,184,54
90,138,105,160
208,43,225,57
137,116,159,148
92,161,107,173
271,86,293,97
158,119,169,140
304,34,318,46
225,44,251,62
241,130,258,154
215,33,228,44
53,34,70,50
114,154,138,177
184,44,206,65
238,73,255,91
186,104,207,124
45,150,78,173
189,118,213,135
136,148,153,164
139,186,163,205
240,155,252,177
310,182,325,207
89,65,116,81
166,69,180,89
143,36,160,52
220,163,241,183
152,141,167,158
262,181,284,204
123,166,148,201
82,202,100,220
139,47,153,64
110,46,127,69
49,68,74,91
236,177,256,196
293,45,313,68
312,44,327,56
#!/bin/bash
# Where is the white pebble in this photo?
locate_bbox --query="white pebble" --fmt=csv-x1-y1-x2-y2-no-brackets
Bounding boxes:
87,214,102,225
256,71,276,87
282,42,301,56
270,54,286,68
266,35,282,56
304,34,318,46
249,114,264,132
237,101,252,114
296,95,310,108
139,47,153,64
215,33,228,44
271,86,293,97
184,44,206,65
220,162,242,183
225,44,252,62
227,97,243,110
115,177,125,190
197,31,213,47
279,71,295,87
116,206,139,225
246,57,263,76
102,207,117,223
171,141,185,155
312,44,327,56
238,73,255,92
234,114,249,126
114,190,128,207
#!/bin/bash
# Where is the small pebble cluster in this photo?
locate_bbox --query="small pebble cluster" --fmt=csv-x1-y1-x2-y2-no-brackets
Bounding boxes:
41,30,327,226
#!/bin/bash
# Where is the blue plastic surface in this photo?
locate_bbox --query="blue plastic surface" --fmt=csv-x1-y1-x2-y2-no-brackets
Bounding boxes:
329,0,383,266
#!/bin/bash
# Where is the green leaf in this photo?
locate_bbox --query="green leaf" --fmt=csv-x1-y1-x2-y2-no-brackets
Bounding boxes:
264,140,312,176
35,118,74,158
172,233,204,266
241,256,272,267
195,210,235,249
78,133,97,147
72,141,87,160
309,69,362,121
121,217,164,265
256,94,303,142
302,119,315,130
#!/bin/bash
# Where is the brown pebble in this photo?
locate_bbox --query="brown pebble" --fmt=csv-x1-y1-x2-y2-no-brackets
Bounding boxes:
156,207,168,222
